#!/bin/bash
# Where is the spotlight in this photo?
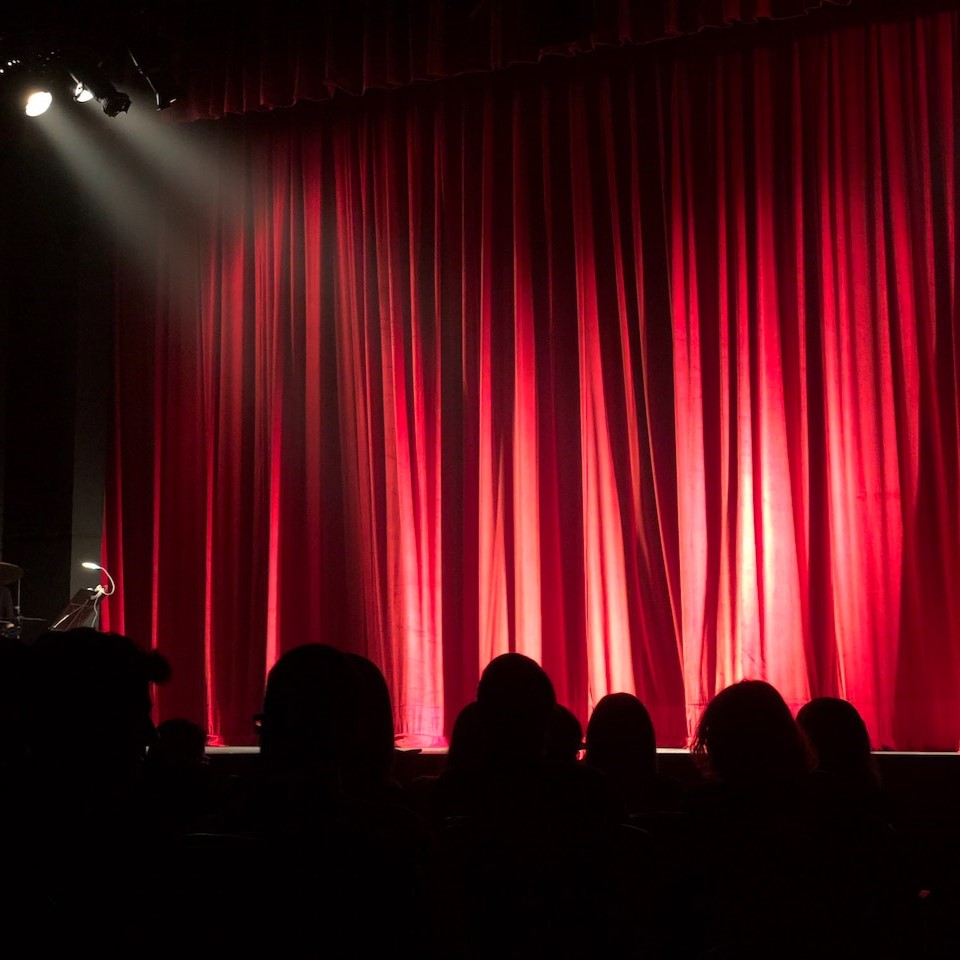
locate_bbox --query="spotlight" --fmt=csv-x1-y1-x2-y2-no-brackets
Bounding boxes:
128,43,180,111
4,51,57,116
73,81,94,103
68,61,131,117
25,89,52,116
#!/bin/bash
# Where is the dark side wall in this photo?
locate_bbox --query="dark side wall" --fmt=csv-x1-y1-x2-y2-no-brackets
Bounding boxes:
0,106,111,634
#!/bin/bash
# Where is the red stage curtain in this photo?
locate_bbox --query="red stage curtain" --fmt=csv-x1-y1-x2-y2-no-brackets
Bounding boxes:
175,0,849,120
104,7,960,749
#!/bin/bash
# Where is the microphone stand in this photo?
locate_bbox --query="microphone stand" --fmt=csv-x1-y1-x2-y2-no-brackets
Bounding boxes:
89,583,106,630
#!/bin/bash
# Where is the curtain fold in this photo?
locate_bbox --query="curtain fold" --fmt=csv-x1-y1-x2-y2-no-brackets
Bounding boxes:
105,8,960,749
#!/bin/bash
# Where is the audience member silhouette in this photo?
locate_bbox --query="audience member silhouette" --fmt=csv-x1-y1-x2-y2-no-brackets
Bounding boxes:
415,699,482,824
341,651,399,802
431,654,560,822
683,680,822,957
446,699,483,772
256,642,358,804
585,692,683,817
586,692,656,780
544,703,584,765
144,717,218,837
26,626,170,779
153,716,208,764
437,653,647,955
17,627,171,950
686,680,912,958
691,679,810,785
796,696,907,954
475,651,556,769
797,696,881,790
248,642,434,956
582,692,686,956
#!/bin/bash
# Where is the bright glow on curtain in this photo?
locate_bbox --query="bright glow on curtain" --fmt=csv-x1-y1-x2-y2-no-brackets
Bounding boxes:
104,9,960,749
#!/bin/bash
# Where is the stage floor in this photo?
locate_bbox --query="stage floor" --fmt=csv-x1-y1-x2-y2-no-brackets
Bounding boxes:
205,746,960,825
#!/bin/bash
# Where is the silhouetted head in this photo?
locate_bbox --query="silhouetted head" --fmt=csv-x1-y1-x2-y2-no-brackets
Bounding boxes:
476,653,556,765
149,718,208,768
342,653,395,793
585,692,657,782
447,701,483,771
259,643,359,780
796,697,878,785
27,627,170,773
692,680,809,784
544,704,583,764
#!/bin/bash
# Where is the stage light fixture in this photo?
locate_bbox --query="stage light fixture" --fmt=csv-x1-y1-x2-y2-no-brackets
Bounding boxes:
24,89,52,116
68,61,131,117
3,52,59,117
93,86,131,116
73,81,94,103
